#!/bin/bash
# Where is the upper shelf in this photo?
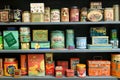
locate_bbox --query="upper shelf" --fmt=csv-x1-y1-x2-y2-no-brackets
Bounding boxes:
0,21,120,26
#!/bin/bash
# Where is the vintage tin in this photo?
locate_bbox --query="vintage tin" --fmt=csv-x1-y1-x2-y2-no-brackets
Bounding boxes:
44,7,50,22
22,11,30,22
77,64,86,77
46,62,55,76
90,2,102,9
45,53,53,63
21,42,30,49
113,5,119,21
14,9,22,22
28,54,45,76
51,30,65,49
0,10,9,22
66,69,74,77
80,7,87,22
20,55,27,75
111,54,120,77
14,69,21,78
51,9,60,22
104,8,114,21
70,6,79,22
55,66,63,78
31,13,44,22
0,36,3,49
20,27,30,35
61,8,69,22
76,37,87,49
20,34,31,42
66,29,75,49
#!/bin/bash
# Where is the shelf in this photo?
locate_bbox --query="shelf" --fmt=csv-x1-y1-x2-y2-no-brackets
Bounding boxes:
0,21,120,26
0,76,118,80
0,49,120,53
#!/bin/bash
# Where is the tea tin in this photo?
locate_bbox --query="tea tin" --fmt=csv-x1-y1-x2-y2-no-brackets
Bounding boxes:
61,8,69,22
66,69,74,77
20,34,31,42
104,8,114,21
55,66,63,78
80,7,87,22
22,11,30,22
51,9,60,22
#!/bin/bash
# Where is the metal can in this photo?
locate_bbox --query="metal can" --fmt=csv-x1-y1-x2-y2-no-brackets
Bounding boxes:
70,6,79,22
113,5,119,21
22,11,30,22
61,8,69,22
80,7,87,22
20,34,31,42
77,64,86,77
20,27,30,35
104,8,114,21
21,42,30,49
14,9,22,22
76,37,87,49
51,30,65,49
51,9,60,22
44,7,50,22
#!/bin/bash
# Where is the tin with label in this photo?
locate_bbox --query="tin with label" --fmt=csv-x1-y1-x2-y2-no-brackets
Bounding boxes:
0,10,9,22
104,8,114,21
70,6,79,22
44,7,50,22
21,42,30,49
22,11,30,22
80,7,87,22
51,9,60,22
113,5,119,21
14,9,22,22
20,34,31,42
77,64,86,77
61,8,69,22
51,30,65,49
76,37,87,49
20,27,30,35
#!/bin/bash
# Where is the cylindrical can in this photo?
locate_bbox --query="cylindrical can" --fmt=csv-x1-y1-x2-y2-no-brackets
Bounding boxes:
104,8,114,21
14,9,22,22
76,37,87,49
51,9,60,22
77,64,86,77
70,6,79,22
51,30,65,49
66,29,75,49
113,5,119,21
22,11,30,22
80,7,87,22
61,8,69,22
44,7,50,22
20,27,30,35
20,34,31,42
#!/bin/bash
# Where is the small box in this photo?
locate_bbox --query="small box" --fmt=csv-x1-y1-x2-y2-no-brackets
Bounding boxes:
33,30,48,41
21,42,30,49
28,54,45,76
31,41,50,49
66,69,74,77
3,31,19,49
14,69,21,78
30,3,44,13
55,66,63,78
92,36,108,45
0,10,9,22
45,53,53,63
31,13,44,22
45,62,54,76
70,58,80,71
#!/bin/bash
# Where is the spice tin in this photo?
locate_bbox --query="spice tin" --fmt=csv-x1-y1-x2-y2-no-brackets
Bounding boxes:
22,11,30,22
80,7,87,22
113,5,119,21
20,27,30,35
51,9,60,22
20,34,31,42
66,69,74,77
45,53,53,63
14,69,21,78
66,29,75,49
76,37,87,49
44,7,50,22
46,62,55,76
0,10,9,22
14,9,22,22
77,64,86,77
55,66,63,78
70,6,79,22
61,8,69,22
21,42,30,49
51,30,65,49
104,8,114,21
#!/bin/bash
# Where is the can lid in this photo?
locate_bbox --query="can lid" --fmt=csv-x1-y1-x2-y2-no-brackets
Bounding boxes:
77,64,86,68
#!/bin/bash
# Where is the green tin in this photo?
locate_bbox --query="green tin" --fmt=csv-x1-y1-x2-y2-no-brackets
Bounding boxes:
51,30,65,49
3,31,19,49
20,34,31,42
0,36,3,49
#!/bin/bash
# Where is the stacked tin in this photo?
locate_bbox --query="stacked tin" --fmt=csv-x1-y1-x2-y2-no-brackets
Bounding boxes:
20,27,30,49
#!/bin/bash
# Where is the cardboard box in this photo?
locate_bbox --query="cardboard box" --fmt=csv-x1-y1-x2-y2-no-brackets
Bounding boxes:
45,62,54,76
28,54,45,76
3,31,19,49
32,30,48,41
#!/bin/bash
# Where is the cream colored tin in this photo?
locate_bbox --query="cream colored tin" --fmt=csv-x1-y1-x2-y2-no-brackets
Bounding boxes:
113,5,119,21
44,7,50,22
51,9,60,22
22,11,30,22
104,8,114,21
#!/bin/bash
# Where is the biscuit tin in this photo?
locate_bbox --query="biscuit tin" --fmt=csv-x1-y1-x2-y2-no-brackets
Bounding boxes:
66,69,74,77
0,10,9,22
113,5,119,21
21,42,30,49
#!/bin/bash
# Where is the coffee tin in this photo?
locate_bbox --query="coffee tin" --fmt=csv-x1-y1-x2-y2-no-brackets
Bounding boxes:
22,11,30,22
76,37,87,49
51,9,60,22
104,8,114,21
61,8,69,22
44,7,50,22
14,9,22,22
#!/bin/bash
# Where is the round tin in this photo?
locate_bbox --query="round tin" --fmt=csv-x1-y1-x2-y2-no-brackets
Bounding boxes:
76,37,87,49
113,5,119,21
51,9,60,22
61,8,69,22
44,7,50,22
22,11,30,22
14,9,22,22
77,64,86,77
51,30,65,49
20,27,30,35
104,8,114,21
70,6,79,22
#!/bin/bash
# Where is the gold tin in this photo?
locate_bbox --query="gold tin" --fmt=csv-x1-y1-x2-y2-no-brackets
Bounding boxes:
104,8,114,21
21,42,29,49
113,5,119,21
31,13,44,22
61,8,69,22
44,7,50,22
51,9,60,22
22,11,30,22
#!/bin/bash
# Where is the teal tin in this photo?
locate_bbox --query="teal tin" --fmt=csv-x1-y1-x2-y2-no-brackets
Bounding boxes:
51,30,65,49
20,34,31,42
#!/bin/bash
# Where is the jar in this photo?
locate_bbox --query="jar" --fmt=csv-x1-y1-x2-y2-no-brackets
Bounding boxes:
61,8,69,22
104,8,114,21
22,11,30,22
70,6,79,22
76,37,87,49
51,30,65,49
77,64,86,77
51,9,60,22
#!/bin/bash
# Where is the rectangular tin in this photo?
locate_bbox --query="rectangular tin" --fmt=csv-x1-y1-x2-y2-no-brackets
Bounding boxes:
0,10,9,22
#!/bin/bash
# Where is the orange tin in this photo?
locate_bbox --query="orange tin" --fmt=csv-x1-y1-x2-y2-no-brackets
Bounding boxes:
45,62,54,76
77,64,86,77
61,8,69,22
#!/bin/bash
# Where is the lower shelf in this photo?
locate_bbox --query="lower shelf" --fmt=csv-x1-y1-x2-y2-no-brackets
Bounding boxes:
0,76,118,80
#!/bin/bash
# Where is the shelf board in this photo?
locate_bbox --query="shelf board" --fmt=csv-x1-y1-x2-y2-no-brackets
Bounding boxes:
0,49,120,53
0,76,118,80
0,21,120,25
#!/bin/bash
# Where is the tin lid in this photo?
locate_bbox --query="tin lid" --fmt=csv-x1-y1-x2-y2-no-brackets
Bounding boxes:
71,6,78,9
77,64,86,68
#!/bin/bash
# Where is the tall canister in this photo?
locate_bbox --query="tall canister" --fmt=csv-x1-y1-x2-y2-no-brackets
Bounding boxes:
51,9,60,22
113,5,119,21
61,8,69,22
51,30,65,49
